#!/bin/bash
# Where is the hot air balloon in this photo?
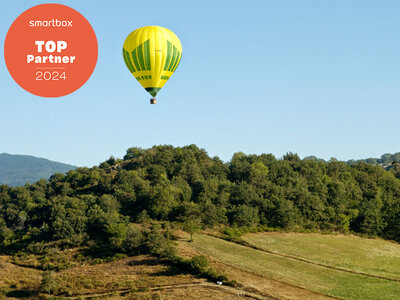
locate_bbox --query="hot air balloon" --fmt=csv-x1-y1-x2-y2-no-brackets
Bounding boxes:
123,26,182,104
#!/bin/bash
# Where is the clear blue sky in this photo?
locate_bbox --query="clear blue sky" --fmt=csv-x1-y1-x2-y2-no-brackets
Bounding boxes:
1,0,400,167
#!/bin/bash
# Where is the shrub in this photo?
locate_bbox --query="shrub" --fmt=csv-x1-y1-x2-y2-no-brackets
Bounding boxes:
145,225,177,259
190,255,209,273
224,226,244,238
109,253,128,262
122,224,144,254
40,271,58,295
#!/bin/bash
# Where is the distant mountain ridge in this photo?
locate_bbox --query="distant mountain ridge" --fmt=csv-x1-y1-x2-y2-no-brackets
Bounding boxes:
0,153,76,186
346,152,400,168
304,152,400,168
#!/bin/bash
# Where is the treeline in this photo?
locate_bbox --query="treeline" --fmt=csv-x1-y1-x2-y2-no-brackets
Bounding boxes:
305,152,400,166
1,145,400,255
347,152,400,166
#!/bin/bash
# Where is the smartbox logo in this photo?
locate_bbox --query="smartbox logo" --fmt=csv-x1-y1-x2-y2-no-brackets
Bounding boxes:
29,19,73,27
4,4,97,97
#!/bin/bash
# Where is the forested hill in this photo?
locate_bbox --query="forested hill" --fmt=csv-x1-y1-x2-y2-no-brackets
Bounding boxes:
0,153,76,186
1,145,400,256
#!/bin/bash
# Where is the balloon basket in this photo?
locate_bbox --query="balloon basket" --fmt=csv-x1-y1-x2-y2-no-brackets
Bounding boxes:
150,98,157,104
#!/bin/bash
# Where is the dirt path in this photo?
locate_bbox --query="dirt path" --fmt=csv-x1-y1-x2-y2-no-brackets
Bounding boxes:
66,281,273,299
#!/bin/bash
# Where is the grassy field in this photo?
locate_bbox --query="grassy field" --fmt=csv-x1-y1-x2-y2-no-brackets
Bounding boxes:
0,253,254,299
186,233,400,300
2,232,400,299
243,232,400,280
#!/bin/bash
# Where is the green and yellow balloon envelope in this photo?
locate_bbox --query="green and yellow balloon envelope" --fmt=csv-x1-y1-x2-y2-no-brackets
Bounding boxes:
123,26,182,104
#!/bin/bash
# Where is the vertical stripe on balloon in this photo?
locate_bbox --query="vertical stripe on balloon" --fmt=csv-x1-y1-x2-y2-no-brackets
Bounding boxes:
131,49,141,71
143,40,151,71
137,44,146,71
171,52,181,72
163,41,172,71
168,46,177,71
123,49,135,72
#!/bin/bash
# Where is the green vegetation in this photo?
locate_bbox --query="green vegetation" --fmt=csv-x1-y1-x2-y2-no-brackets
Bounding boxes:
243,232,400,280
347,152,400,167
40,270,58,295
1,145,400,298
1,144,400,255
187,233,400,300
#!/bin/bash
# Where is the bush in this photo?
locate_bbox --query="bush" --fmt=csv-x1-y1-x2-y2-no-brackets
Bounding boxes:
40,249,73,271
26,242,46,255
109,253,127,262
190,255,209,273
122,224,144,254
145,225,177,259
204,267,228,282
224,226,244,238
40,271,58,295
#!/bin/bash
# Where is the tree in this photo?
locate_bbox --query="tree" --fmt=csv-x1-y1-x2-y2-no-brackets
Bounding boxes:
228,205,259,227
229,152,251,182
49,196,88,243
145,225,176,259
122,224,144,254
249,162,269,187
183,219,201,242
124,147,145,161
190,255,209,273
40,271,58,295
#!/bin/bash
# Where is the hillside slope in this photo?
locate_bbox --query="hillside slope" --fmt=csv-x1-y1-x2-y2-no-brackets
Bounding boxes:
0,153,76,186
183,233,400,300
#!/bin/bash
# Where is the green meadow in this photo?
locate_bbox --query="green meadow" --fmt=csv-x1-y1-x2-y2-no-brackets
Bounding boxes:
187,233,400,300
244,232,400,280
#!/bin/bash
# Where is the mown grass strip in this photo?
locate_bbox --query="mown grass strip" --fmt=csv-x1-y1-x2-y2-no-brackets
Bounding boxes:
243,232,400,281
205,233,400,283
189,234,400,300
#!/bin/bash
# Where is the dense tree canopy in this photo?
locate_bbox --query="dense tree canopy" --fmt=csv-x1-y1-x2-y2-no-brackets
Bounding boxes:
1,145,400,255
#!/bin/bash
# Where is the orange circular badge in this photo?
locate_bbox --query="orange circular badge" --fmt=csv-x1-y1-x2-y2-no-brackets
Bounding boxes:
4,4,98,97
